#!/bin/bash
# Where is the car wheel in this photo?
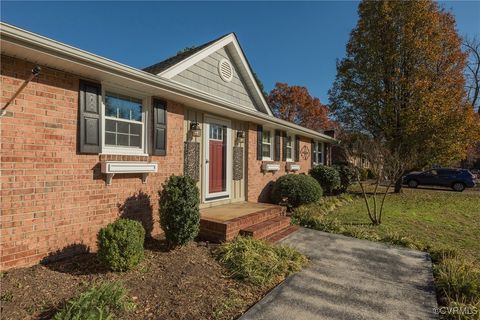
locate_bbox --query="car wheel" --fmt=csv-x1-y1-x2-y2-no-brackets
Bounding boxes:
452,182,465,192
408,180,418,188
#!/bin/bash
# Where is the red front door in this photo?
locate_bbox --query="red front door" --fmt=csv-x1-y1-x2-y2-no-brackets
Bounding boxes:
208,124,226,194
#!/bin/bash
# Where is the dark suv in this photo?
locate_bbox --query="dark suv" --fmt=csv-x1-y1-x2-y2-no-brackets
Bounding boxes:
402,168,476,192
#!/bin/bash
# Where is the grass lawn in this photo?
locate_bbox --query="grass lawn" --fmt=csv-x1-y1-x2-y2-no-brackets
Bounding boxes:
331,186,480,261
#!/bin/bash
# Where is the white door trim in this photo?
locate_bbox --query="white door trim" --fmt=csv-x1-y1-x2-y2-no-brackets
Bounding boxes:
203,114,232,202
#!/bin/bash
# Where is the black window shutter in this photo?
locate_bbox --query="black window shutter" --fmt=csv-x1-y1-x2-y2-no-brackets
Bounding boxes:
311,139,315,167
79,80,101,154
153,98,167,156
294,136,300,162
256,125,263,160
274,130,281,161
282,131,287,161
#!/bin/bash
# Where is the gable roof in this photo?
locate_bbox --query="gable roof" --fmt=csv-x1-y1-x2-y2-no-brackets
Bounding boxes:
143,33,273,116
143,34,229,75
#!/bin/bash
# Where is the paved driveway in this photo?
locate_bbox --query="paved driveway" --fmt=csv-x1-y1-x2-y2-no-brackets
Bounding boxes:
241,228,438,320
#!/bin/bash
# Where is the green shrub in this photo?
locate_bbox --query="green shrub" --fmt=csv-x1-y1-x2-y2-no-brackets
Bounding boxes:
356,167,369,181
309,165,341,195
332,164,357,192
159,175,200,247
216,236,308,286
53,281,135,320
366,168,377,179
271,174,322,209
97,219,145,272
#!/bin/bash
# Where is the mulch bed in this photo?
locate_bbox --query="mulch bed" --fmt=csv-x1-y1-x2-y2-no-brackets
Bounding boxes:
0,237,277,320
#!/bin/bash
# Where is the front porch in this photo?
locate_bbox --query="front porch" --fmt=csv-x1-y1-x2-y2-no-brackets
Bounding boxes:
199,202,299,243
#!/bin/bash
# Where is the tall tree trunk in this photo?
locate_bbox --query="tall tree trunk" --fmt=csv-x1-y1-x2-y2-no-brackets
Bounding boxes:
394,176,403,193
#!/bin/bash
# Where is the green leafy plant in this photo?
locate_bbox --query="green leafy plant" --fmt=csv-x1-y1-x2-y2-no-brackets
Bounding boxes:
159,175,200,247
332,164,357,192
271,174,322,209
366,168,377,179
356,167,369,181
309,165,341,195
216,236,308,286
53,281,135,320
97,219,145,272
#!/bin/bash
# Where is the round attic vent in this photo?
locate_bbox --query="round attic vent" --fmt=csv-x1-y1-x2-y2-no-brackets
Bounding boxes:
218,58,234,82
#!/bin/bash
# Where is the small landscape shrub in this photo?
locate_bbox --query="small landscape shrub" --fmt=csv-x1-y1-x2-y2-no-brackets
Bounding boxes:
159,175,200,247
53,281,135,320
356,167,369,181
366,168,377,179
216,236,308,286
309,165,341,195
97,219,145,272
332,164,357,193
271,174,322,209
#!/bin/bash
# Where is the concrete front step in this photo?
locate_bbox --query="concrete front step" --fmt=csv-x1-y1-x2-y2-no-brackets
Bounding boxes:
240,216,291,240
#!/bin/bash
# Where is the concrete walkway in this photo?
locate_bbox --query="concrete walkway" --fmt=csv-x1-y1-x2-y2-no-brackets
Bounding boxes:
241,228,438,320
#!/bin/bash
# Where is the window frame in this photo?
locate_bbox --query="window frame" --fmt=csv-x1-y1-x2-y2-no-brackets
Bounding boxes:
285,133,295,162
313,141,324,165
261,128,274,161
100,85,151,156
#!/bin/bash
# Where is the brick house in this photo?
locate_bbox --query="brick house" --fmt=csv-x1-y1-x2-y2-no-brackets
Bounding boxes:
0,22,336,270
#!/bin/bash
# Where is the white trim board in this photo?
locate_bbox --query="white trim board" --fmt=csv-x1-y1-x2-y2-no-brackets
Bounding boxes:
203,115,232,202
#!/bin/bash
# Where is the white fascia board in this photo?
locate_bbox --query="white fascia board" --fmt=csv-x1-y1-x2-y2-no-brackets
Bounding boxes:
0,22,336,143
159,34,234,78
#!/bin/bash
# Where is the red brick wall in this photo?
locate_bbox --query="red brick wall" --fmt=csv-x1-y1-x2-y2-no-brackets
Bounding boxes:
0,55,184,270
246,122,313,202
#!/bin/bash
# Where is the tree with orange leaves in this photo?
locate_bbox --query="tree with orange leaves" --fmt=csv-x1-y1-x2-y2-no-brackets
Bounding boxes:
268,82,333,132
329,0,480,191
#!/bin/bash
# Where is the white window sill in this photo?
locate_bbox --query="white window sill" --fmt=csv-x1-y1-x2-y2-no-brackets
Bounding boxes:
101,161,158,185
100,149,148,157
262,162,280,172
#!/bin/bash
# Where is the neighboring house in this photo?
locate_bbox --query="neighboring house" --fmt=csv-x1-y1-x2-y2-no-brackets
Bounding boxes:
0,22,335,270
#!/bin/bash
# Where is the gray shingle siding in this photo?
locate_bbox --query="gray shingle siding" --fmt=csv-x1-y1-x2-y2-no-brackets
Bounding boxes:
172,47,258,111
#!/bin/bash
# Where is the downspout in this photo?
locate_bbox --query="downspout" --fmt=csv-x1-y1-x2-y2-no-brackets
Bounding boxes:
0,66,41,117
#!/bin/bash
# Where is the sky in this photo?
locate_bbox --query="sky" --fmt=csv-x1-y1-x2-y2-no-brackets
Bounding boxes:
1,1,479,103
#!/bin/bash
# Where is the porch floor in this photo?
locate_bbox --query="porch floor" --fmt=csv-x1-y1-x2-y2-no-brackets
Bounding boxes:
200,202,276,222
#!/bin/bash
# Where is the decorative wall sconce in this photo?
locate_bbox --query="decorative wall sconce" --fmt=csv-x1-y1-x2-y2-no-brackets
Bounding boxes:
190,121,201,137
236,130,245,144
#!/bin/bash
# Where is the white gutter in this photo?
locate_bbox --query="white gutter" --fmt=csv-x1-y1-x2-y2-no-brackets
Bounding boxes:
0,22,337,143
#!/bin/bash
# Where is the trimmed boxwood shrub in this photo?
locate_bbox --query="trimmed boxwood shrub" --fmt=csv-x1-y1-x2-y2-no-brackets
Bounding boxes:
333,164,357,193
309,165,341,195
97,219,145,272
271,174,322,209
159,175,200,247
